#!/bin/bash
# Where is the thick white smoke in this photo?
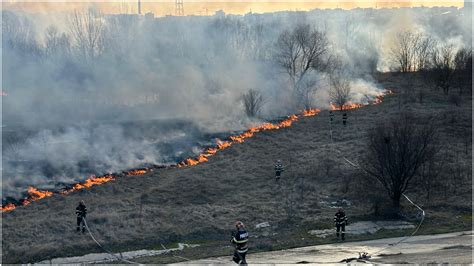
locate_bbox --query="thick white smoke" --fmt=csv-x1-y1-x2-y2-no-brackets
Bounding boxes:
1,5,471,199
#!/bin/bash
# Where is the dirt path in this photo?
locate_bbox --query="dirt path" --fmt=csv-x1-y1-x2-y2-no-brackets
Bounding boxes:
177,231,473,264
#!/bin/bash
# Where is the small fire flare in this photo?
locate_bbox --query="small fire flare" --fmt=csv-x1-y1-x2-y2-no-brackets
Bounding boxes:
0,203,16,212
125,169,149,176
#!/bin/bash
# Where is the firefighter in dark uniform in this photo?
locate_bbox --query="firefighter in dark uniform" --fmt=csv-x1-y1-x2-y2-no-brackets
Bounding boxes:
230,221,249,265
76,200,87,233
342,112,348,126
334,208,348,240
274,160,284,181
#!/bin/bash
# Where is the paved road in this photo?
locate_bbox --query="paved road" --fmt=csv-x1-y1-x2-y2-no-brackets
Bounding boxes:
177,231,473,264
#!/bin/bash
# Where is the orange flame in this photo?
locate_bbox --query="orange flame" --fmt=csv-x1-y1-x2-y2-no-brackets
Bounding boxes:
178,113,305,167
217,139,232,149
374,90,393,105
230,131,254,143
330,89,393,111
198,154,209,162
177,111,320,168
259,122,279,130
27,187,53,200
186,158,199,165
126,169,149,176
2,171,150,212
72,175,115,191
1,89,393,212
330,102,364,111
205,147,218,155
58,174,116,195
301,108,321,117
0,203,16,212
20,187,55,207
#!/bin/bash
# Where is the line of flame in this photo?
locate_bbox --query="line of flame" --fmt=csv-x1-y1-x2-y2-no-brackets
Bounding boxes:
177,113,302,168
330,90,394,111
1,89,393,213
1,169,151,212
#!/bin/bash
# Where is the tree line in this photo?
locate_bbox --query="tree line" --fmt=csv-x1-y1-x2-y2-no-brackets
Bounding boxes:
390,30,472,95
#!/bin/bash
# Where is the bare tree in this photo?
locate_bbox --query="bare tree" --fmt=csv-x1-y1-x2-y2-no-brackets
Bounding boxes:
391,31,437,73
453,47,472,95
329,73,351,111
206,17,269,61
44,25,71,59
275,24,329,108
2,11,42,58
430,44,456,95
362,114,438,213
414,36,436,71
390,31,422,72
295,77,319,110
242,89,264,118
68,8,105,61
44,26,59,55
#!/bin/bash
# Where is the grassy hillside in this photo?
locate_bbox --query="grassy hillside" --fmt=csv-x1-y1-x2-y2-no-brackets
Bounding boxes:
1,73,472,263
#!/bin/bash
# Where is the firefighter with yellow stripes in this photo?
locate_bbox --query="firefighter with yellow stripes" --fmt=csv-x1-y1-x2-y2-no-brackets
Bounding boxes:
231,221,249,265
274,160,284,181
76,200,87,233
334,208,348,240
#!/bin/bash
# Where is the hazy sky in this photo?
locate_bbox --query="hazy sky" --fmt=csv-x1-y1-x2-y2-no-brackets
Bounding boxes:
2,1,464,17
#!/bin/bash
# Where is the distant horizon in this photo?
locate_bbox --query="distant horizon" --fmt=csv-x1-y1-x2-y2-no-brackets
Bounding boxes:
2,1,465,17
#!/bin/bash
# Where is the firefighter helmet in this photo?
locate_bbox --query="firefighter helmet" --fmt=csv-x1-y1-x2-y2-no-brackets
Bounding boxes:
235,220,244,228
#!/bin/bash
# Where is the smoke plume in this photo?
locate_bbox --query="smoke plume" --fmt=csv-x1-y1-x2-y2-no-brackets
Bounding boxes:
1,5,471,199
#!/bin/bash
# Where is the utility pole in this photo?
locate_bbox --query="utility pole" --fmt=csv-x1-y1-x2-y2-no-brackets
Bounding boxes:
175,0,184,16
138,0,142,15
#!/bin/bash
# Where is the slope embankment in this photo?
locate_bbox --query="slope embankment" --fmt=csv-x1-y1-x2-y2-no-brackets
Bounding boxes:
1,74,472,263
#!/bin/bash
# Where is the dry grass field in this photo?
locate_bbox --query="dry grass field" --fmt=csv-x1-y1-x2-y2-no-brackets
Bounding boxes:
1,73,472,263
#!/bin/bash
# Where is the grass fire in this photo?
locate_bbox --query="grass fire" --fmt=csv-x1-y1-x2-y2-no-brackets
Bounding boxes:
1,2,471,264
1,90,393,213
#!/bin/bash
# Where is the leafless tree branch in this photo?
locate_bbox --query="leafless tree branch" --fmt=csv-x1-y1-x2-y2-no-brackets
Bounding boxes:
242,89,265,118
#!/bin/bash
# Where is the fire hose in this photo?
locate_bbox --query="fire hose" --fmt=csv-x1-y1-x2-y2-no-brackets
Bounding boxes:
328,112,426,262
76,109,425,264
82,217,137,264
82,216,199,263
82,216,228,264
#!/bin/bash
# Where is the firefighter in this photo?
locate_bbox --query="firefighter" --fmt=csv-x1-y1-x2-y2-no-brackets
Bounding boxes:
274,160,284,180
334,208,348,240
230,221,249,265
76,200,87,233
329,110,334,123
342,112,348,126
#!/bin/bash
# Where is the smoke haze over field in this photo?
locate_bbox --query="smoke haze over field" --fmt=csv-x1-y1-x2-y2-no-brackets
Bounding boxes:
1,5,471,199
2,1,464,17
